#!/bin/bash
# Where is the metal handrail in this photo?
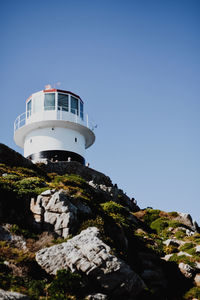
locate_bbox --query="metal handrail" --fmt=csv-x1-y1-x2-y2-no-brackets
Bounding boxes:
14,106,95,132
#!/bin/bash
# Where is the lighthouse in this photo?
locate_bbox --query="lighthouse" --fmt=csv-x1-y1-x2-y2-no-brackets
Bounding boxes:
14,87,95,165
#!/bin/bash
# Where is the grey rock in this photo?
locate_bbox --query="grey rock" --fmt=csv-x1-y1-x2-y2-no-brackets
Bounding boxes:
45,190,77,214
163,238,184,247
196,245,200,253
36,227,145,297
85,293,108,300
44,210,76,238
161,254,173,261
195,262,200,270
186,229,194,236
177,251,192,257
178,263,195,278
71,199,92,215
31,190,81,237
176,212,199,232
0,289,29,299
194,274,200,286
40,189,54,196
0,226,27,250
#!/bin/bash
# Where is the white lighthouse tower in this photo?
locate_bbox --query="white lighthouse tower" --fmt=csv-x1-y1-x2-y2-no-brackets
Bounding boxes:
14,87,95,165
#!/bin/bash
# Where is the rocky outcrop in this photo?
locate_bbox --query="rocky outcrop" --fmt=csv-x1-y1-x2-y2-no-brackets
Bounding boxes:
31,190,91,238
36,227,145,297
0,289,30,299
175,212,200,232
88,180,139,212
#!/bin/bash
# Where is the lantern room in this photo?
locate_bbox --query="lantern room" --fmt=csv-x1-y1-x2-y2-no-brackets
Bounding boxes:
14,88,95,165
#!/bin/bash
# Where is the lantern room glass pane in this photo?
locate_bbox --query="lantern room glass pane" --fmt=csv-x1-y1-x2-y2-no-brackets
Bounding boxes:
33,96,43,113
80,101,84,120
44,93,55,110
71,96,79,115
27,99,32,118
58,93,68,111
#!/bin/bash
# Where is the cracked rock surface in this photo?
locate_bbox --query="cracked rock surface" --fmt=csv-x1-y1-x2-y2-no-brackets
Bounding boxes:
36,227,145,297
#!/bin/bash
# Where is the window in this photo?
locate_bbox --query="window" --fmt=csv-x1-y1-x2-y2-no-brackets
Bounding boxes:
75,137,77,142
33,96,43,113
80,101,84,120
44,93,55,110
71,96,79,115
27,99,32,118
58,93,68,111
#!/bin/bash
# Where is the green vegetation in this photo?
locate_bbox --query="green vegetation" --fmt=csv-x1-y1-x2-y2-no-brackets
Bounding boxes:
143,209,161,226
168,211,179,217
9,224,37,239
174,229,186,239
150,217,182,234
101,201,131,228
0,161,199,300
180,243,195,252
184,287,200,300
150,217,169,233
47,269,85,299
169,253,196,267
50,174,87,189
164,244,178,254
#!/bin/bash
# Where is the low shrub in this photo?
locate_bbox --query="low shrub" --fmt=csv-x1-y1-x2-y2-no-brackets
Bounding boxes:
16,177,46,190
101,201,130,228
150,217,169,233
175,230,186,239
47,269,85,299
179,243,195,252
150,217,182,234
26,279,46,299
10,224,37,239
169,254,195,267
53,174,87,188
164,244,178,254
143,209,161,226
168,211,179,217
184,287,200,300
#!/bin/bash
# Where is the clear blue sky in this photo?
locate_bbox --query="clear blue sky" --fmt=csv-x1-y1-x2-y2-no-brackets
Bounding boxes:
1,0,200,222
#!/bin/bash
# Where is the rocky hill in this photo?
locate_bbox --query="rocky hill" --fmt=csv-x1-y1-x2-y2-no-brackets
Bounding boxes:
0,143,200,300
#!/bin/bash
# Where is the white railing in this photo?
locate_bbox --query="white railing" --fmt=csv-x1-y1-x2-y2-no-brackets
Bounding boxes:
14,106,96,132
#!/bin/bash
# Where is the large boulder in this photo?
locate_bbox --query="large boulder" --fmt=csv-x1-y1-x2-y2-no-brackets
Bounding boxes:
30,190,91,237
36,227,145,297
0,289,29,299
176,212,199,232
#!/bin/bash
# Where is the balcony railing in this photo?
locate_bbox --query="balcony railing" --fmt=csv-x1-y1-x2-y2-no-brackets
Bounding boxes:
14,106,95,132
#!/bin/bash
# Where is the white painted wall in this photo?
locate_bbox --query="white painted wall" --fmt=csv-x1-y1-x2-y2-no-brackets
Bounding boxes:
24,127,85,157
